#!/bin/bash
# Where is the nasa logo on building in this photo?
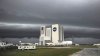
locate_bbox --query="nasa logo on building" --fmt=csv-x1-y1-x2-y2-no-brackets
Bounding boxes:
53,27,57,32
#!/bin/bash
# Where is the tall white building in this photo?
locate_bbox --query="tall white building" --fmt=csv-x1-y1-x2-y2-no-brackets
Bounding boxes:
39,24,64,45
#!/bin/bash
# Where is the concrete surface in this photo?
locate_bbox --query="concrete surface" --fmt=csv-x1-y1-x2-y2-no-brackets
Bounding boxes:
70,48,100,56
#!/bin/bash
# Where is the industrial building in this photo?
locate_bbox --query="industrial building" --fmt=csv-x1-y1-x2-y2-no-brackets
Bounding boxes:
18,43,36,50
0,41,14,47
18,41,36,50
39,24,64,45
0,42,6,47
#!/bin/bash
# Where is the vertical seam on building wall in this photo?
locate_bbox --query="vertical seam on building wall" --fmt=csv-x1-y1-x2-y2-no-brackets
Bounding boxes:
51,26,52,42
62,27,64,41
59,25,60,42
45,27,46,36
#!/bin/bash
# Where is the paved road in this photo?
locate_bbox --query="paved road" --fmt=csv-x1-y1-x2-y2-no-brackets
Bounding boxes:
70,48,100,56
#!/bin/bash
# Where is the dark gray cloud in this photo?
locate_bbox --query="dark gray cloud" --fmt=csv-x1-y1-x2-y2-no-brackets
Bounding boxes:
0,37,39,44
0,0,100,26
0,0,100,38
0,37,100,44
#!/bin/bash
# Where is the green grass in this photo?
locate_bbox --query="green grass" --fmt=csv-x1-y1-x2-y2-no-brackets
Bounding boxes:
68,45,98,49
0,48,81,56
0,45,97,56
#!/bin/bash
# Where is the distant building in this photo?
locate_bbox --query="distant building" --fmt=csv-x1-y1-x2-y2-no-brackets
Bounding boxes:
0,42,6,47
39,24,64,45
6,43,14,46
61,41,73,46
75,44,80,46
93,43,100,46
0,41,14,47
18,43,36,50
46,41,73,46
35,43,39,46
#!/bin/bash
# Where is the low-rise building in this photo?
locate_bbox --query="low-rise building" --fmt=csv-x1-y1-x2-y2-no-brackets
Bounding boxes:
0,42,6,47
93,43,100,46
75,44,80,46
18,43,36,50
35,43,39,46
46,41,73,46
6,43,14,46
60,41,73,46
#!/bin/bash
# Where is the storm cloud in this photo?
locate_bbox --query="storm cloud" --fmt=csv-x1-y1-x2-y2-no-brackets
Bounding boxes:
0,0,100,38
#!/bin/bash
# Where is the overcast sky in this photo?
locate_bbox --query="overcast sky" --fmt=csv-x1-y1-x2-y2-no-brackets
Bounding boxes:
0,0,100,38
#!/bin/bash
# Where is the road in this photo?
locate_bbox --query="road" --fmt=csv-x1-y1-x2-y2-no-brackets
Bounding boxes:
70,48,100,56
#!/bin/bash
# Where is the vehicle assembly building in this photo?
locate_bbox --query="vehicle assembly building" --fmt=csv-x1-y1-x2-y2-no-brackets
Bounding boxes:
39,24,64,45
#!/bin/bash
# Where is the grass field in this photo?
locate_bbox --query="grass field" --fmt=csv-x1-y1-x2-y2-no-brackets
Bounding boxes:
0,48,81,56
0,45,97,56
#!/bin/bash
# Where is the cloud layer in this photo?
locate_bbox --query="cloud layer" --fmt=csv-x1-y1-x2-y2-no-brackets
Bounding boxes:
0,0,100,38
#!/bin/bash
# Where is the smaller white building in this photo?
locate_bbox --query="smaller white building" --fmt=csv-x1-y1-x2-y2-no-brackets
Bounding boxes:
61,41,73,46
0,42,6,47
35,43,39,46
6,43,14,46
46,41,73,46
93,43,100,46
46,43,55,46
75,44,80,46
0,42,14,47
18,43,36,50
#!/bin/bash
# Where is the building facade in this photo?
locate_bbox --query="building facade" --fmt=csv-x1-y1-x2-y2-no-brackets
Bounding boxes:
39,24,64,45
0,42,6,47
18,43,36,50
